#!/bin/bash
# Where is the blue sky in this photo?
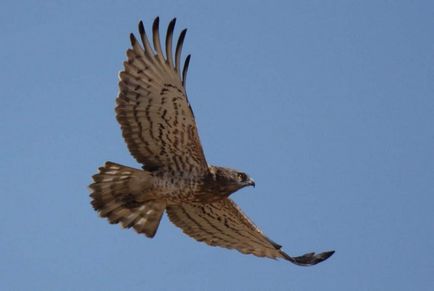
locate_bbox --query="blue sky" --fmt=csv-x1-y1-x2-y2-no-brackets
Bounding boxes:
1,1,434,290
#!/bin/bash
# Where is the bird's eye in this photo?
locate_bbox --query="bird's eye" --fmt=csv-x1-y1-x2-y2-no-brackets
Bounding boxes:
237,173,247,182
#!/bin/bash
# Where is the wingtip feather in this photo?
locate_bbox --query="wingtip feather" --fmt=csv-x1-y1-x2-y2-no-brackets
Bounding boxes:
166,18,177,68
169,17,176,28
281,249,335,266
130,33,136,45
153,17,160,34
182,54,191,86
138,20,145,35
175,28,187,72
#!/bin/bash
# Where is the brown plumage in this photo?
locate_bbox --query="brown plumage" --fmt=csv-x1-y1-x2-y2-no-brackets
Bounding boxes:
90,17,334,266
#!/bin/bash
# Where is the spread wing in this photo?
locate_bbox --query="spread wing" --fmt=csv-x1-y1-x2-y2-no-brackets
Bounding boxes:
166,198,334,265
116,17,208,175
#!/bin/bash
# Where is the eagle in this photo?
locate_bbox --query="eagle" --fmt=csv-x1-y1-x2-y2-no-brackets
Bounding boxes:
90,17,334,266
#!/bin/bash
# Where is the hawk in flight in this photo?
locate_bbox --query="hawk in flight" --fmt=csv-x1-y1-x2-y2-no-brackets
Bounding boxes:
90,17,334,266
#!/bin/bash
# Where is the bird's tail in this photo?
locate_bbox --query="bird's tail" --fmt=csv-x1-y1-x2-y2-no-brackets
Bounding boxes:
89,161,166,238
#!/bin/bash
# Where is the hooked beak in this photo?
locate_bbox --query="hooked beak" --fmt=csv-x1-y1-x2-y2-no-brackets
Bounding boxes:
247,178,255,188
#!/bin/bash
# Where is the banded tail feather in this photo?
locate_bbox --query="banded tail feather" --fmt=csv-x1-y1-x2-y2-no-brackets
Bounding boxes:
90,162,166,238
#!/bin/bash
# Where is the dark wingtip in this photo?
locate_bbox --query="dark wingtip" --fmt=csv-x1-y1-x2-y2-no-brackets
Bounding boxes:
316,250,335,262
282,250,335,266
265,236,283,250
130,33,136,45
185,54,191,64
167,18,177,37
138,20,145,35
153,16,160,30
182,54,191,86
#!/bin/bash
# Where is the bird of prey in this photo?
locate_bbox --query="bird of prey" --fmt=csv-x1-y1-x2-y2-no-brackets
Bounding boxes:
90,17,334,266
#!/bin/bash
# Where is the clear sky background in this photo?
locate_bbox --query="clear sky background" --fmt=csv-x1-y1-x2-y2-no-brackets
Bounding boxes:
1,1,433,290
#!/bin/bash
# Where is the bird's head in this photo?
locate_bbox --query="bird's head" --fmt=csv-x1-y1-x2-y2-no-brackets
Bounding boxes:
207,166,255,196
